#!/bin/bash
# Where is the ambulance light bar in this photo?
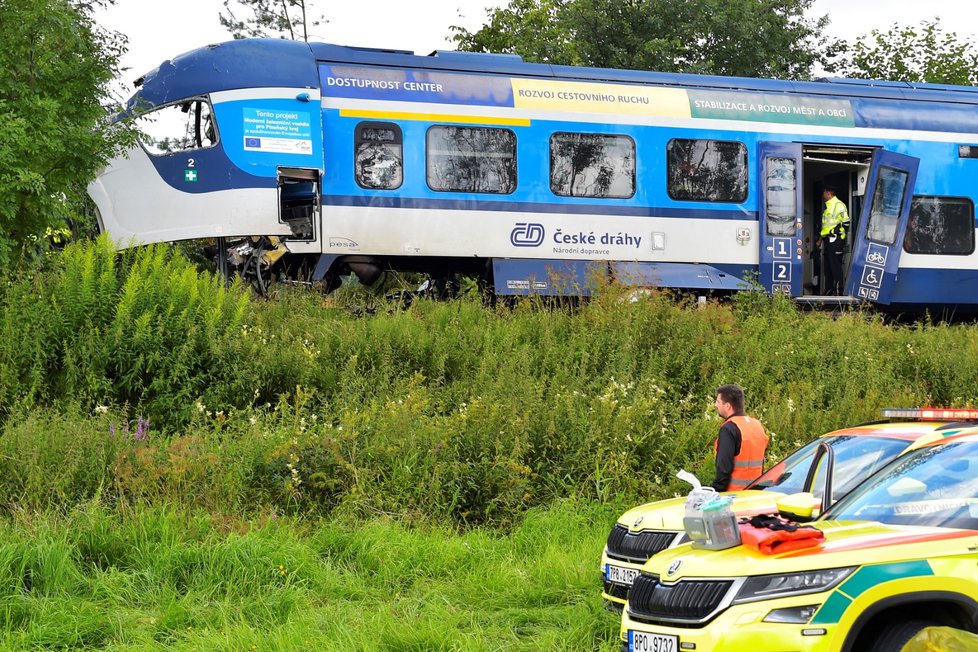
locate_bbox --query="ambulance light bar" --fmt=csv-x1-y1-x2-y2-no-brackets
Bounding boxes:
882,408,978,421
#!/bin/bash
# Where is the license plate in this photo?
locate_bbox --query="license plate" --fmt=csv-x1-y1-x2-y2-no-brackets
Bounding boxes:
629,630,678,652
606,563,640,585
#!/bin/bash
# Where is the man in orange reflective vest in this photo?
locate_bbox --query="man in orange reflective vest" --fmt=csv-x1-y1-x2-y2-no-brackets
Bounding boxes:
712,384,770,492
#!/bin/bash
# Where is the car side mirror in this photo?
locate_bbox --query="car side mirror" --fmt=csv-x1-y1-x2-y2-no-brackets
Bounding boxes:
777,492,818,522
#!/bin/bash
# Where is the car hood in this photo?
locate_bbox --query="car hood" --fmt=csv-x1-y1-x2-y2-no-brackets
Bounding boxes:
617,490,789,532
641,520,978,580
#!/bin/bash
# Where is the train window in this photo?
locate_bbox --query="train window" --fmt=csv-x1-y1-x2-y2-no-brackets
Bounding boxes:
426,126,516,194
905,196,975,256
667,139,748,203
134,97,217,156
549,133,635,198
866,166,908,245
764,157,797,236
355,122,402,190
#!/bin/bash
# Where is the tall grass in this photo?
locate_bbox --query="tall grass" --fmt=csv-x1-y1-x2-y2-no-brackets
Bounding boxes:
0,239,977,523
0,499,621,650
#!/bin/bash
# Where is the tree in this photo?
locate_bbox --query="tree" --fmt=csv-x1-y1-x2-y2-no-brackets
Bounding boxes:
220,0,324,42
0,0,135,267
829,19,978,85
452,0,832,80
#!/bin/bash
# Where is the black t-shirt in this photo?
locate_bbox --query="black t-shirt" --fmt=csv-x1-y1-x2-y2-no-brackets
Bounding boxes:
712,413,744,492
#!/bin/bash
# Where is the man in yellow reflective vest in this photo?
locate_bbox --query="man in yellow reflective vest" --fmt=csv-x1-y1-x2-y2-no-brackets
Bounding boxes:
820,185,850,296
712,384,770,492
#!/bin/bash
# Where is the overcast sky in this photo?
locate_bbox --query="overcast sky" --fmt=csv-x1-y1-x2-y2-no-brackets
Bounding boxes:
95,0,978,99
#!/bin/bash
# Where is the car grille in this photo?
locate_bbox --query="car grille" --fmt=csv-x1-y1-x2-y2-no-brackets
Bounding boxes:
603,579,630,600
605,525,680,563
627,573,733,626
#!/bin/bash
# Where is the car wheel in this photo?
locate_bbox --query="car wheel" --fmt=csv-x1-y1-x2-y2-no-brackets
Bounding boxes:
867,619,939,652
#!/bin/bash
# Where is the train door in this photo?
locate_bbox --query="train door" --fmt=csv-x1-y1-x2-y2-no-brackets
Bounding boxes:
759,143,882,300
843,150,919,304
757,142,803,296
277,167,320,245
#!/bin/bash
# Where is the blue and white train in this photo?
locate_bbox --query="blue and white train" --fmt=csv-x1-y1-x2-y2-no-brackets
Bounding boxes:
88,38,978,309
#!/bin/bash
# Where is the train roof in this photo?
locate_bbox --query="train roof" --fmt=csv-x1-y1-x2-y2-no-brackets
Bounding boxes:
129,38,978,113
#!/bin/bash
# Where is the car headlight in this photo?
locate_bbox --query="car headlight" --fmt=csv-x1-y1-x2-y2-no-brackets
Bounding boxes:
734,567,855,604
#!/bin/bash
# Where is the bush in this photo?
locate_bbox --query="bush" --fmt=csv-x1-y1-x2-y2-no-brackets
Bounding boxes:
0,237,255,423
2,243,978,523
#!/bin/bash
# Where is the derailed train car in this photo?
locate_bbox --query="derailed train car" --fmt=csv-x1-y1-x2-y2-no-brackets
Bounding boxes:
89,38,978,309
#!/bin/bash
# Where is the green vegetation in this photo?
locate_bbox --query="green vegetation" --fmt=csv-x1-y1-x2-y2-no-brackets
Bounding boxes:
3,238,978,521
829,19,978,85
0,0,134,267
5,1,978,646
451,0,830,79
0,499,622,650
3,238,978,647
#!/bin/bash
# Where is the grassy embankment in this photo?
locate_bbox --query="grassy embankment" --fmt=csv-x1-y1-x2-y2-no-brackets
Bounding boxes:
0,237,977,648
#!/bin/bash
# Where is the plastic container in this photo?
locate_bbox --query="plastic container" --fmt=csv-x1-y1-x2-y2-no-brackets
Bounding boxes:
682,486,716,543
692,496,741,550
677,469,740,549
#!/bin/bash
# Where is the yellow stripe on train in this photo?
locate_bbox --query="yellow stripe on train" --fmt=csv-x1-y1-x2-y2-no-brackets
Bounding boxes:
339,109,530,126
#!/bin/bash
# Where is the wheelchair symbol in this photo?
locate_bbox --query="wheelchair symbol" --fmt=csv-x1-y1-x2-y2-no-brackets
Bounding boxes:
861,265,884,288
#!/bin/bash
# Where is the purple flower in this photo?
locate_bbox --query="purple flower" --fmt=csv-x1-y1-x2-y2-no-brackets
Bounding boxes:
134,416,148,441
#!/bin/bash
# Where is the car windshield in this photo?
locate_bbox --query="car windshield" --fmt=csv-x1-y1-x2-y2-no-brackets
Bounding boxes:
748,435,910,502
825,439,978,529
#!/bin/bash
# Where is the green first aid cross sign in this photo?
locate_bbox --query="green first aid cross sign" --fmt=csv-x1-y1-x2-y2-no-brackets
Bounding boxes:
185,170,198,182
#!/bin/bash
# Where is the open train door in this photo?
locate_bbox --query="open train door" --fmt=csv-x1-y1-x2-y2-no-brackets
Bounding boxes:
844,150,919,304
757,142,803,296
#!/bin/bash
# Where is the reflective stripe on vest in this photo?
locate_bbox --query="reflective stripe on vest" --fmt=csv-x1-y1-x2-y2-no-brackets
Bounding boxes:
821,196,849,236
717,415,769,491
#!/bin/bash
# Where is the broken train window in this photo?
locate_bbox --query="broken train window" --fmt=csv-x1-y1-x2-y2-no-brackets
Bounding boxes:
135,97,218,156
355,122,403,190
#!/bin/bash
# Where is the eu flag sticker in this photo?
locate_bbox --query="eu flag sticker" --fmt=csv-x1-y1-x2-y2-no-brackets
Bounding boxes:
245,137,262,149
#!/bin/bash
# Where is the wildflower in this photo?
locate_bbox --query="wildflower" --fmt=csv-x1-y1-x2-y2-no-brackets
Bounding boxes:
787,398,795,413
249,416,257,425
134,416,149,441
94,405,108,415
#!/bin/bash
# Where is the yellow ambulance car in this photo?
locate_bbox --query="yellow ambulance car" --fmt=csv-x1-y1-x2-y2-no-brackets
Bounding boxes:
619,429,978,652
603,409,978,609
